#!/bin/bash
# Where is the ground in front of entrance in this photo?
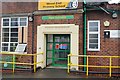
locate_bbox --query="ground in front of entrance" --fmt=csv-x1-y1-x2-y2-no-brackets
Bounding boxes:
2,68,119,79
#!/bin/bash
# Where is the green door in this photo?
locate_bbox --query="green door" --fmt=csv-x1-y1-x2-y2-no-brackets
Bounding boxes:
46,34,70,67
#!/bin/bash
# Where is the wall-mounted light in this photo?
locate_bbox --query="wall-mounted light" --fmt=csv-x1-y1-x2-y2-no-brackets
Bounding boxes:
112,11,118,19
28,16,33,22
104,21,110,27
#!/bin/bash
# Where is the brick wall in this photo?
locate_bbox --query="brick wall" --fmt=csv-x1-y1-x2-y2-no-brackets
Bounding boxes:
2,2,38,14
27,13,84,71
86,10,120,74
28,13,83,54
27,2,83,54
106,3,120,10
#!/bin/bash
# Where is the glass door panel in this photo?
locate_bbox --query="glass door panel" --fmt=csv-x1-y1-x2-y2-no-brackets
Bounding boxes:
55,37,60,42
46,34,70,67
53,34,70,67
47,43,53,50
47,51,53,65
47,51,52,59
47,34,53,42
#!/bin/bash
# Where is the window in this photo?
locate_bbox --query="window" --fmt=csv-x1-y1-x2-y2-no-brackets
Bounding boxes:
3,18,9,26
88,20,100,51
20,18,28,26
11,18,18,26
1,17,28,52
15,44,27,53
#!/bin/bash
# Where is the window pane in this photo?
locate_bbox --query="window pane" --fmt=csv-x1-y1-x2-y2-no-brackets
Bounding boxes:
11,18,18,21
11,22,18,26
10,43,18,52
11,33,18,37
11,28,18,32
2,28,9,42
2,47,8,51
2,28,9,32
10,38,18,42
3,22,9,26
89,22,98,26
89,44,98,49
89,26,98,32
47,35,53,42
61,36,69,42
20,18,27,26
2,43,8,46
89,22,98,32
10,43,18,46
3,19,9,22
47,51,52,58
89,39,98,43
2,33,9,37
89,34,98,38
20,22,26,26
2,43,9,51
47,43,53,50
10,47,16,52
11,18,18,26
2,38,9,42
20,18,27,22
3,19,9,26
55,37,60,42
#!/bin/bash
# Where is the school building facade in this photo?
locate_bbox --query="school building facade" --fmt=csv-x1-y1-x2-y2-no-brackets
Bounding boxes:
0,1,120,76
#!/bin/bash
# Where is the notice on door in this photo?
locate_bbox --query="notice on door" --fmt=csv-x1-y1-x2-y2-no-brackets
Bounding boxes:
60,44,68,49
55,44,59,49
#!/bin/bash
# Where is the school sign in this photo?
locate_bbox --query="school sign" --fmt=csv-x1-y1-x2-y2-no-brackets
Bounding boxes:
38,0,78,10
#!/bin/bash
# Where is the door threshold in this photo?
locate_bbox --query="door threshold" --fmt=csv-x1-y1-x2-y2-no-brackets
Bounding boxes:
46,66,67,69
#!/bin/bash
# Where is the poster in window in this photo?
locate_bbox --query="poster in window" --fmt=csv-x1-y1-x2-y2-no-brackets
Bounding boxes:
60,44,67,49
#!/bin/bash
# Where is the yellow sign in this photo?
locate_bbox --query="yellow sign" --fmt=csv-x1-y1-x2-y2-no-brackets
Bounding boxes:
38,0,78,10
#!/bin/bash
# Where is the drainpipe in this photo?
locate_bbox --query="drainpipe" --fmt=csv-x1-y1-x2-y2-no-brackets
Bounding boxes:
83,0,87,71
31,13,35,72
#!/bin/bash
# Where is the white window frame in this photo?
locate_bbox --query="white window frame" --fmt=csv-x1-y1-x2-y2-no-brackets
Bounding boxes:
19,17,28,27
1,17,28,52
1,17,28,28
88,20,100,51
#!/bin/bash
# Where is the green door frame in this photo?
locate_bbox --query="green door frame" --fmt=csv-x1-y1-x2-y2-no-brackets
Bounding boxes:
46,34,70,67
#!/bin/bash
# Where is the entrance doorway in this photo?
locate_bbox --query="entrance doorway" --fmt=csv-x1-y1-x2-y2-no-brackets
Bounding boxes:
46,34,70,67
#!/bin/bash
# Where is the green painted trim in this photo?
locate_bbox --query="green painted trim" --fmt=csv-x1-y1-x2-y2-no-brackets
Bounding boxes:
52,35,55,66
83,0,87,71
46,34,70,67
46,34,48,66
42,15,74,20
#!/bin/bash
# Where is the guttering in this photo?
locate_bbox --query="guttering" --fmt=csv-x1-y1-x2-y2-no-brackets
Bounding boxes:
1,9,83,17
34,8,83,15
83,0,87,71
